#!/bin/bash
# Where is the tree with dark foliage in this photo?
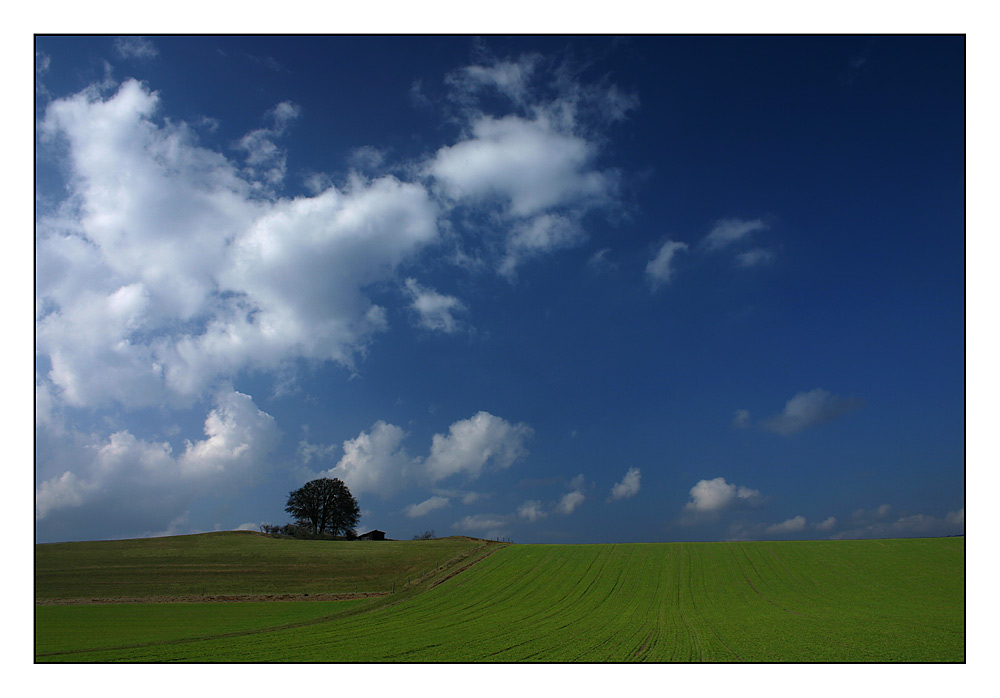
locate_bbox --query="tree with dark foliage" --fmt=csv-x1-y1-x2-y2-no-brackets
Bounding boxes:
285,477,360,537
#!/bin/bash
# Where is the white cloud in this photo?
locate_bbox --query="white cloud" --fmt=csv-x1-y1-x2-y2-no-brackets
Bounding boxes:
609,467,641,501
405,496,451,518
235,522,260,531
518,500,547,522
404,278,466,333
704,218,767,250
762,388,864,436
321,411,532,498
646,239,688,290
36,79,440,412
36,60,633,416
424,411,533,483
684,477,763,513
114,36,158,61
425,56,632,277
814,516,837,531
556,489,586,515
35,390,280,527
177,390,281,479
429,113,611,219
323,421,412,497
766,515,807,535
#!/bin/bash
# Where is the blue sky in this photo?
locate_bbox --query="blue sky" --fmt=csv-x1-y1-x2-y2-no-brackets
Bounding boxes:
34,35,965,544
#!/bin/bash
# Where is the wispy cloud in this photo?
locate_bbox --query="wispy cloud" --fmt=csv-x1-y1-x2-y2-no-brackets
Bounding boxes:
831,508,964,540
645,239,688,290
517,500,547,522
703,218,767,251
114,36,158,61
405,496,451,518
765,515,807,535
404,278,467,333
735,248,775,268
762,388,864,436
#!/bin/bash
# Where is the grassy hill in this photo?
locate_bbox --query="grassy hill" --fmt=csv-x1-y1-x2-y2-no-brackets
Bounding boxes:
36,531,494,601
35,534,964,662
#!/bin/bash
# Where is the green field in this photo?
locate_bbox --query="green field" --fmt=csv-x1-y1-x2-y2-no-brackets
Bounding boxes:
35,533,964,662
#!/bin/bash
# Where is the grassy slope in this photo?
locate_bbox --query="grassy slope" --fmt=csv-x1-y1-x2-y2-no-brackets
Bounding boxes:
36,531,490,600
36,535,964,662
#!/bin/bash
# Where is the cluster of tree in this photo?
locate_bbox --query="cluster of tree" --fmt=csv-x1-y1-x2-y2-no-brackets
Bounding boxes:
259,522,340,538
412,530,436,540
262,477,361,540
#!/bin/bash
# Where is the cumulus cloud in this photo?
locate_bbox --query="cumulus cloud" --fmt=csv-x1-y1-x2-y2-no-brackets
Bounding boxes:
36,80,437,414
425,53,632,277
684,477,763,514
36,55,633,417
35,79,440,412
555,474,587,515
35,390,280,530
321,411,532,499
323,421,412,497
35,57,632,540
646,239,688,290
430,113,609,219
762,388,864,436
404,278,466,333
405,496,451,518
609,467,641,501
424,411,533,482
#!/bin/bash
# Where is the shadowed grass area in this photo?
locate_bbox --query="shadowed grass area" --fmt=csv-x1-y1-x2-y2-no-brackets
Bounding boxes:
35,531,492,600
